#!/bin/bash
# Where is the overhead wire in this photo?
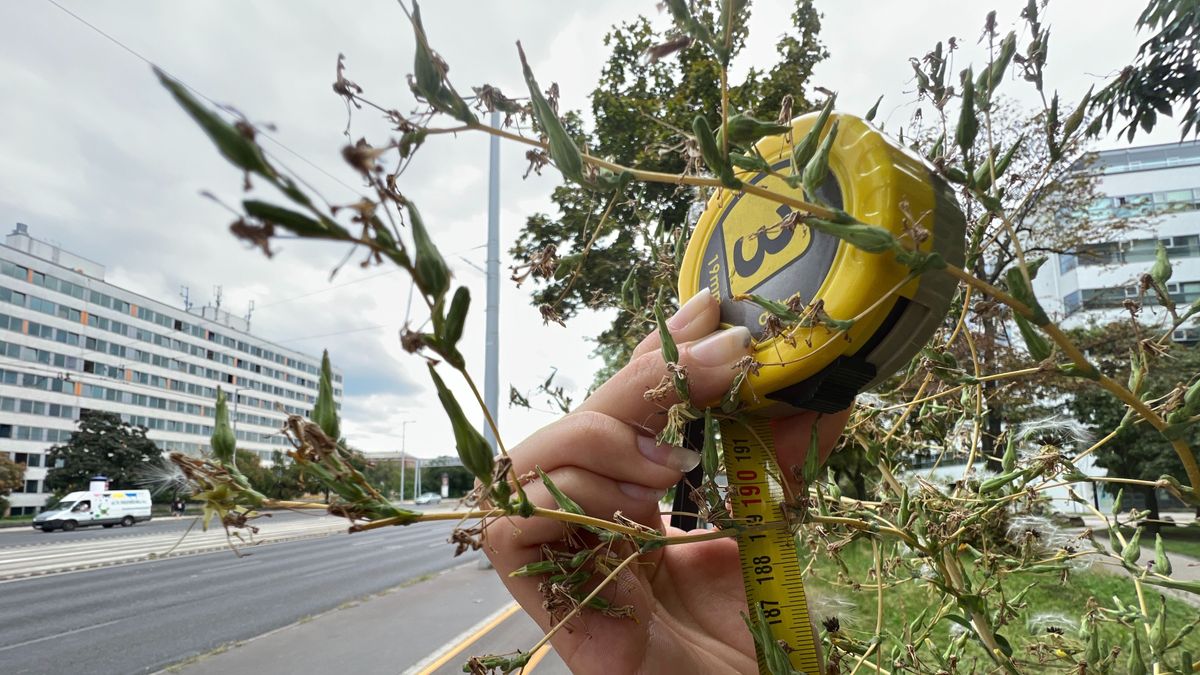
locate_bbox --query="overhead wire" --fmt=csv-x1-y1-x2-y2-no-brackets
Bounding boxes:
42,0,364,198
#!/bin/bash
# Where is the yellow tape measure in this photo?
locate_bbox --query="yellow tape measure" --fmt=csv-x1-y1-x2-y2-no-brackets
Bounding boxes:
723,416,819,674
676,111,965,673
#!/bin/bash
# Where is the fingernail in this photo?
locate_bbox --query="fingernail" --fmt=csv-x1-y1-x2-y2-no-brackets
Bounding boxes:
617,481,667,502
636,435,702,472
667,291,714,331
688,326,752,366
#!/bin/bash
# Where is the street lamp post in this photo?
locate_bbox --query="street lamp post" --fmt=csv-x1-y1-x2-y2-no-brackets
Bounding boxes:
399,420,415,502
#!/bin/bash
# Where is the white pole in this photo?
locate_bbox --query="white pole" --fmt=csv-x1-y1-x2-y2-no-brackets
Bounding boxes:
484,110,501,452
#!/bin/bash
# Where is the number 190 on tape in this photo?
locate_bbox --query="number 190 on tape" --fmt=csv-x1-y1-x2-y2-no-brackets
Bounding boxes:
723,416,820,674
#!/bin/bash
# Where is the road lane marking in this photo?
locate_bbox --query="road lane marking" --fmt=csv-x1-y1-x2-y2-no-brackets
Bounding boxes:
404,602,520,675
0,617,126,653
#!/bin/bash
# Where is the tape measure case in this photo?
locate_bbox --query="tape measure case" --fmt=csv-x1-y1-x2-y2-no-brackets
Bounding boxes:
678,111,966,415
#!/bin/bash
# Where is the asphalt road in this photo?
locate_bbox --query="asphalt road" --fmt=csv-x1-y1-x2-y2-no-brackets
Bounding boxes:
0,507,447,547
0,518,466,674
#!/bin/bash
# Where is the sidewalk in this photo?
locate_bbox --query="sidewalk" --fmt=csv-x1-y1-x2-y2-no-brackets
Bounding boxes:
163,558,567,675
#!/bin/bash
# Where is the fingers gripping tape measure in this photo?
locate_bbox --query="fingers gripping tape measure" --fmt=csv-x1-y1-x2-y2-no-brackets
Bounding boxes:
674,112,965,673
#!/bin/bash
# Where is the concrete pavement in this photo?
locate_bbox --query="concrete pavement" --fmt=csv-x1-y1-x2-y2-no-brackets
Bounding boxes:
166,560,569,675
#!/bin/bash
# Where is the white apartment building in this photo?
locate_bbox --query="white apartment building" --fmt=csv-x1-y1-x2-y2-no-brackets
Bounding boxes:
1034,140,1200,334
0,224,341,515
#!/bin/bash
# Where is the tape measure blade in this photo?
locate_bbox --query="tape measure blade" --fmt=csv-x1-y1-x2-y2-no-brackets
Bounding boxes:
721,416,820,674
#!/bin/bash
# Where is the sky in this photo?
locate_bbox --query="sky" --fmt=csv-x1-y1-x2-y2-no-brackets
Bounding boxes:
0,0,1186,459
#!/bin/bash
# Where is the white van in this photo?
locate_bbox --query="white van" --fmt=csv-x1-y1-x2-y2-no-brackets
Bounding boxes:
32,490,153,532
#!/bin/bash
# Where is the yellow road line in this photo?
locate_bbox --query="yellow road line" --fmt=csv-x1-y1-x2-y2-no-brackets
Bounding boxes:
520,643,553,673
415,602,520,675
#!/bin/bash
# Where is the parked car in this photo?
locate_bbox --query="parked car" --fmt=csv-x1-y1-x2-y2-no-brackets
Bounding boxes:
33,489,153,532
414,492,442,505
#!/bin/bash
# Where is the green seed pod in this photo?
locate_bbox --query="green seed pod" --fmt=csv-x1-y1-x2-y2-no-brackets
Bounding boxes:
802,420,821,484
927,133,945,161
802,120,841,202
1001,432,1018,473
826,468,842,501
210,387,237,465
427,364,494,488
509,560,558,577
156,68,275,179
692,115,741,189
736,293,801,323
1122,527,1143,566
979,469,1023,494
1085,620,1101,664
1113,488,1125,517
310,350,340,441
408,204,451,301
956,68,979,159
443,286,470,347
517,42,587,189
1014,313,1052,361
865,95,883,122
804,218,897,254
1128,631,1148,675
716,113,790,149
1150,240,1173,286
1005,263,1050,326
1154,533,1173,575
620,265,640,310
569,549,593,569
1151,601,1167,656
1183,651,1196,674
537,467,584,517
976,31,1017,100
1061,85,1094,140
792,95,837,177
701,408,719,482
243,200,344,239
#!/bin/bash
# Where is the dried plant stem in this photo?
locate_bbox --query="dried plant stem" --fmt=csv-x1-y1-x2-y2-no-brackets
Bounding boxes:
552,190,621,308
939,550,1020,674
873,366,1045,414
807,515,918,549
464,121,841,220
524,548,641,656
943,264,1200,490
847,538,885,675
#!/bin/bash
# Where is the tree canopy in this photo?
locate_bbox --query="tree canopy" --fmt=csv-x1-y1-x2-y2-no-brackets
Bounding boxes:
45,410,163,494
511,0,827,384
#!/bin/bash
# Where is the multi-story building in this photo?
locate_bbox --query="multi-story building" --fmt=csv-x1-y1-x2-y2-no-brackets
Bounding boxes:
1033,140,1200,334
0,224,341,515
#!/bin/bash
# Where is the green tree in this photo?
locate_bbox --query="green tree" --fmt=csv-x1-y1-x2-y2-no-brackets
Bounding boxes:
1066,322,1198,523
0,452,26,517
511,0,827,383
45,411,163,494
419,464,475,498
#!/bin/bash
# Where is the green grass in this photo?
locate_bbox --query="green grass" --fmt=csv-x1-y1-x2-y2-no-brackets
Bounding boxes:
1137,523,1200,561
802,540,1200,671
0,515,34,528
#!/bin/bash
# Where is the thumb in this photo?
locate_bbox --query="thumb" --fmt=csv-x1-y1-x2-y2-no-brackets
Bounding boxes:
578,326,752,433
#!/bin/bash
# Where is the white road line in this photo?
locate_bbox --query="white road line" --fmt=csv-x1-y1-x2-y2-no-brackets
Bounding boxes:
0,617,126,653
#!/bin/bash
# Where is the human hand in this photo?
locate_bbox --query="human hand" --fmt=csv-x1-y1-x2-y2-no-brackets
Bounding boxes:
484,292,851,674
